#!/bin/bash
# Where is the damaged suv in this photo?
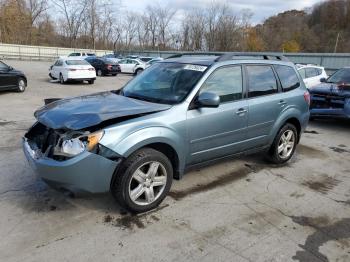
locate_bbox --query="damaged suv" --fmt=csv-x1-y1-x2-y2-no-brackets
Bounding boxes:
23,53,310,213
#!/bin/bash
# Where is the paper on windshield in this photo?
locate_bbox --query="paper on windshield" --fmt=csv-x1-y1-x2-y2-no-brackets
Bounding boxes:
184,65,207,72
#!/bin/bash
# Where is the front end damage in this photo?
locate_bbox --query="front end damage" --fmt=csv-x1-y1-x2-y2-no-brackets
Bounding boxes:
23,122,121,193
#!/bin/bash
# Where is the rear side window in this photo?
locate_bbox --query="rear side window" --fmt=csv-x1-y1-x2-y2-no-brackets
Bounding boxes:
246,65,278,98
305,68,317,78
274,65,300,92
200,66,243,103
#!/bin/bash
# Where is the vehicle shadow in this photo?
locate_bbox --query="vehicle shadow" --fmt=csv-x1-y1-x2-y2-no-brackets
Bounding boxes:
309,118,350,130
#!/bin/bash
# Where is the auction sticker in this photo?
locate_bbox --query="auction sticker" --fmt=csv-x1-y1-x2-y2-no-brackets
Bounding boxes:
184,65,207,72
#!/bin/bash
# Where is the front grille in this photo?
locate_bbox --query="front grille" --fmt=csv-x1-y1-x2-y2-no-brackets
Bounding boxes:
311,94,345,109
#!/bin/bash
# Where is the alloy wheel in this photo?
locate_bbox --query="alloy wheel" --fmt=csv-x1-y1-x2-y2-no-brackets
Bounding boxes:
277,130,295,159
18,79,25,91
128,161,167,206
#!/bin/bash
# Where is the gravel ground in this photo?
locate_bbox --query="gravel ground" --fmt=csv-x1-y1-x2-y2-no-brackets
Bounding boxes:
0,60,350,262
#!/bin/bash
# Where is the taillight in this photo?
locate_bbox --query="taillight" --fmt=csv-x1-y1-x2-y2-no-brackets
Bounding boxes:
304,91,310,106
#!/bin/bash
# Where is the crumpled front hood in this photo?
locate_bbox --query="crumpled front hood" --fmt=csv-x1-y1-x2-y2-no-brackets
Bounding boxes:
310,83,350,97
34,91,171,130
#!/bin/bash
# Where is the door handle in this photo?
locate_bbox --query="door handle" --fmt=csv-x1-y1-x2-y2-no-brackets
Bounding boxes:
236,108,247,115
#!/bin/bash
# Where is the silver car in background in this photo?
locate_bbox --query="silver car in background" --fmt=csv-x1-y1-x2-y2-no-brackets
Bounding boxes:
23,53,310,213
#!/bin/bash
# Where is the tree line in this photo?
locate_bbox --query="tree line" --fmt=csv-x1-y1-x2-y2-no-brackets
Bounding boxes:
0,0,349,53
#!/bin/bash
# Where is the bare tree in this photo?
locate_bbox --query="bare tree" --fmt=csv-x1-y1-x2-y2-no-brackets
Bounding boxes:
52,0,88,47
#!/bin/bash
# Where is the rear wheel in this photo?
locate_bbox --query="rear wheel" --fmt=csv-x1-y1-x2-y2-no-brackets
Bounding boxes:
16,78,26,92
267,123,298,164
88,79,95,84
59,73,65,84
112,73,117,76
111,148,173,213
135,68,143,75
97,69,103,76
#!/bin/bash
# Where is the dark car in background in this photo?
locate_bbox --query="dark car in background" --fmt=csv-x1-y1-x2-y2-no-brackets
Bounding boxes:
310,67,350,120
85,57,121,76
0,61,27,92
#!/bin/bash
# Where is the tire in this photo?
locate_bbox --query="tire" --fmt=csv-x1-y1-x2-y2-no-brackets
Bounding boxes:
97,69,103,77
267,123,298,164
135,68,143,75
49,73,56,80
88,79,95,84
111,148,173,213
112,73,117,76
16,78,26,92
59,74,65,84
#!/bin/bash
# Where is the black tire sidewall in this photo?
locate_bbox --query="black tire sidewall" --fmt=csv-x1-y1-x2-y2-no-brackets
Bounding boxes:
113,148,173,213
59,74,64,84
269,123,298,164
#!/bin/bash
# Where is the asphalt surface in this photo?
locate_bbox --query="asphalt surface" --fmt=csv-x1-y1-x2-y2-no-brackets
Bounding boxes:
0,60,350,262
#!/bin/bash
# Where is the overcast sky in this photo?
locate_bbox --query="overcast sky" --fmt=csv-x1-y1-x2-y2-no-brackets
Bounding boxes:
120,0,325,24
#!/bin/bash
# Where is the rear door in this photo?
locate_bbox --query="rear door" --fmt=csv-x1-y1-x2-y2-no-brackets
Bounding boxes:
187,65,248,164
244,64,283,148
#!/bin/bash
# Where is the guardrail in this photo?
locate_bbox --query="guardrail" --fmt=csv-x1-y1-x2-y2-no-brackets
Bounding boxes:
0,43,111,61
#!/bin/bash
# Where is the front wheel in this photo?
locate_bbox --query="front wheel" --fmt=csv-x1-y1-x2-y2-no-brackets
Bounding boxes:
267,123,298,164
16,78,26,92
97,69,103,76
111,148,173,213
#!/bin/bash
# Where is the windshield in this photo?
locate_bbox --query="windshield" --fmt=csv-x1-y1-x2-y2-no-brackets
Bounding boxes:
327,68,350,84
122,62,207,104
66,60,90,65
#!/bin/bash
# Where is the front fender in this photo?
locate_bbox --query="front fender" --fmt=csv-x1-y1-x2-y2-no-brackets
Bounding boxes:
100,126,187,173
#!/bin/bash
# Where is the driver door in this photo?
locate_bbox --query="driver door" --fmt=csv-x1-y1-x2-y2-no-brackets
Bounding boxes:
186,65,248,164
0,61,13,89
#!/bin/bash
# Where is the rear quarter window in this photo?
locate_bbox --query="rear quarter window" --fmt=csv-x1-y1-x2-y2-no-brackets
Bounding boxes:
274,65,300,92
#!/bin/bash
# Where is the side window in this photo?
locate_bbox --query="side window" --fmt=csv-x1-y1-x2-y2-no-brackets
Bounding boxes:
274,65,300,92
0,61,8,70
119,59,126,64
200,66,243,103
246,65,278,98
316,68,323,75
299,69,306,79
305,68,317,78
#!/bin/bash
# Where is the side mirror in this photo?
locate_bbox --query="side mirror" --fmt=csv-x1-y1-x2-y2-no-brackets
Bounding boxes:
320,77,327,83
195,92,220,108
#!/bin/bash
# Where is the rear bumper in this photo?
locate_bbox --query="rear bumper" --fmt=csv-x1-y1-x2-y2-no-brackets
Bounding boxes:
23,138,119,193
67,77,96,82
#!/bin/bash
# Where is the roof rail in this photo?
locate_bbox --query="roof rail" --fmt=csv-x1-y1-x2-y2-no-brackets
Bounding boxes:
215,52,290,62
166,52,223,59
166,52,290,62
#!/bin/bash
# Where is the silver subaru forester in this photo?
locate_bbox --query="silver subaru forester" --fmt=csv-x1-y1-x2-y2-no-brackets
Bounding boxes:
23,53,310,213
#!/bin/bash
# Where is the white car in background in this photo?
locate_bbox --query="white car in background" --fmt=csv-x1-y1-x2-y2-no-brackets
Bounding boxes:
68,52,96,59
118,58,146,75
297,64,328,89
49,58,96,84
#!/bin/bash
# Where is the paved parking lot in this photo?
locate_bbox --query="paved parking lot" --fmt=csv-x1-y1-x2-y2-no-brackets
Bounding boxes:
0,60,350,262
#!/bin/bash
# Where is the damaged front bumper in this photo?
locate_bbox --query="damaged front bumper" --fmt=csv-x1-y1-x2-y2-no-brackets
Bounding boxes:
23,136,120,194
